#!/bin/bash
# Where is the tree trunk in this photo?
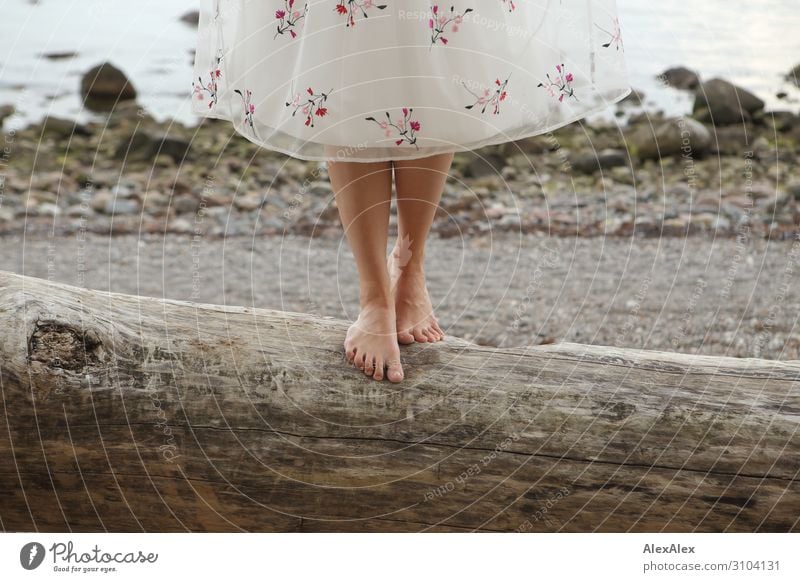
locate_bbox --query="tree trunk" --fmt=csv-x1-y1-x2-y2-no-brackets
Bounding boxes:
0,269,798,532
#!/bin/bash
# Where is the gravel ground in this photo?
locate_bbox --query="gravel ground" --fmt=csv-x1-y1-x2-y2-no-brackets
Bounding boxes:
2,232,799,360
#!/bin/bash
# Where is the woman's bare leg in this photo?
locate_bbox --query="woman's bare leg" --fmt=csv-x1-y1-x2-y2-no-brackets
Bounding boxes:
390,152,453,344
326,155,403,382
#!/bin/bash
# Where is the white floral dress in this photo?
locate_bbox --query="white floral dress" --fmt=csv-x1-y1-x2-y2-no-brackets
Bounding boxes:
191,0,630,162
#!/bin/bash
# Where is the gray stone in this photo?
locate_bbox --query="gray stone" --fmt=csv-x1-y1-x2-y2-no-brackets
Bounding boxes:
261,217,285,231
180,11,200,26
786,63,800,87
0,104,15,127
787,183,800,201
80,62,137,102
173,193,201,215
111,180,138,198
709,125,753,156
757,190,790,214
37,203,61,217
659,67,700,90
114,130,190,163
465,152,506,178
628,116,712,160
766,111,800,133
104,198,141,215
90,191,112,212
39,116,92,138
234,195,263,212
498,214,522,228
569,148,628,174
65,204,93,217
41,51,78,60
169,218,194,233
693,78,765,126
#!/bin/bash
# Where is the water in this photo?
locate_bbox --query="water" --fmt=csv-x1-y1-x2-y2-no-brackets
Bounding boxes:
620,0,800,115
1,0,799,129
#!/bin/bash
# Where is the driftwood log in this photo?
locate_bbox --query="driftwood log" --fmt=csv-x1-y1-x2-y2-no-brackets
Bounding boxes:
0,269,798,533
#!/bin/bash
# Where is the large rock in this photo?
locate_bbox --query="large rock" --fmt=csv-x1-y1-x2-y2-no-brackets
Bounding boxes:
569,149,629,174
627,116,712,160
38,115,92,138
114,129,190,163
0,104,14,127
786,63,800,87
659,67,700,90
693,78,764,125
180,11,200,26
80,62,137,102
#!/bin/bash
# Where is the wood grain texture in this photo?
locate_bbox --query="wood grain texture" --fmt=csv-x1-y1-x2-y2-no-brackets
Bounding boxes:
0,269,798,532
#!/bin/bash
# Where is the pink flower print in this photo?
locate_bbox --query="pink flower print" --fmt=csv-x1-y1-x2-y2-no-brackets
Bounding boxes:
285,85,333,127
538,63,577,102
274,0,308,40
365,108,421,149
234,88,257,134
463,74,510,115
335,1,388,27
192,68,222,109
597,17,624,51
500,0,516,11
428,5,473,48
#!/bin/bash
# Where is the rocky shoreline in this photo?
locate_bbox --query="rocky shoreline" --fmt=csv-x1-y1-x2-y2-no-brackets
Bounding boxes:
2,58,800,239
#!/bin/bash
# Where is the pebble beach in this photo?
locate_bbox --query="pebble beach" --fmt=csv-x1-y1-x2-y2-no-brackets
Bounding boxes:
2,3,800,361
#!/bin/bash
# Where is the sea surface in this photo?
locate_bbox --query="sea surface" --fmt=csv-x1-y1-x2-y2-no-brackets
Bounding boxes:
1,0,799,129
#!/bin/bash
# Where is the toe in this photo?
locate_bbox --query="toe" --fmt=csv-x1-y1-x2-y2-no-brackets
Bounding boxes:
355,352,366,370
364,354,375,376
373,357,385,381
386,359,404,383
412,328,429,343
397,330,415,344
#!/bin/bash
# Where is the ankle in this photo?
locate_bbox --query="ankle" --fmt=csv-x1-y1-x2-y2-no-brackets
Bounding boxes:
390,250,424,271
359,284,393,308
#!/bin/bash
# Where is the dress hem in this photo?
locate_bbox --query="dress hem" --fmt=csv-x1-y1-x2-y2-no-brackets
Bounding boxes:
190,85,634,163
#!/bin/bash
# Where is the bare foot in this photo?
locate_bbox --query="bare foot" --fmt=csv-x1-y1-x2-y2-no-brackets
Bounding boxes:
344,300,404,382
388,252,445,345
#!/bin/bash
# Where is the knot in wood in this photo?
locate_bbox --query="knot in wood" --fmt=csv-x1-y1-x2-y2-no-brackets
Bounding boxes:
28,322,104,371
